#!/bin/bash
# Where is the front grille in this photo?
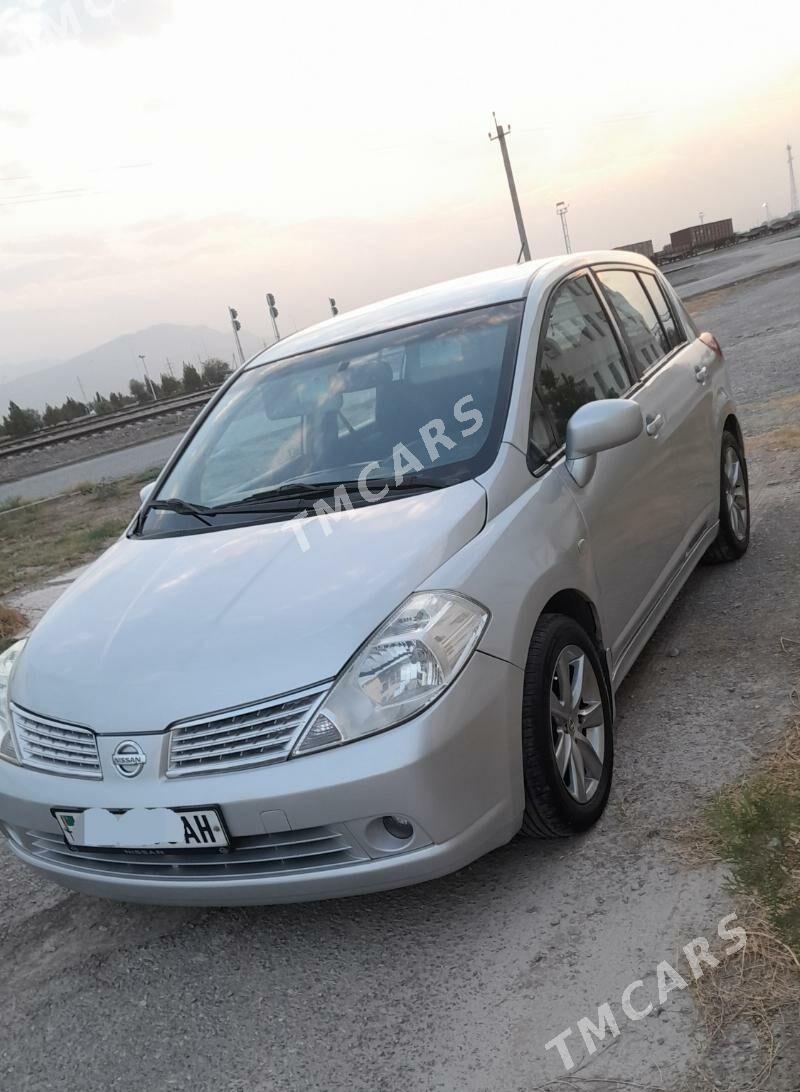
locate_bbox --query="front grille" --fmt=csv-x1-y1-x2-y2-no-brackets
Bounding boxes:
166,681,330,777
11,824,368,880
11,706,101,780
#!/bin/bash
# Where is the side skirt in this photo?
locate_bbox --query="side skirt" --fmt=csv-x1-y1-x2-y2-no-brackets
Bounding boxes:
610,520,720,692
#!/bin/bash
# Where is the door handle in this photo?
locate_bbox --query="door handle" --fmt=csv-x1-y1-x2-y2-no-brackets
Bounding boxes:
645,413,664,437
695,365,709,384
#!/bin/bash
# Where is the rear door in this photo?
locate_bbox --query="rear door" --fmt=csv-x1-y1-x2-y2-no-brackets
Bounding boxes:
595,266,717,552
643,270,719,529
528,271,686,663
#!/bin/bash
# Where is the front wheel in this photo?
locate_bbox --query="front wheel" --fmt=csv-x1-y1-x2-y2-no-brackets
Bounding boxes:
703,430,750,563
520,614,614,838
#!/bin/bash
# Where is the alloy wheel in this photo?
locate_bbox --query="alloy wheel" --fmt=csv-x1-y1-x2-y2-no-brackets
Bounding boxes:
549,644,605,803
724,445,748,541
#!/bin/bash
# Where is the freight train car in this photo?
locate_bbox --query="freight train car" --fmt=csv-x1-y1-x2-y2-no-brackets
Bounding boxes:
669,219,734,258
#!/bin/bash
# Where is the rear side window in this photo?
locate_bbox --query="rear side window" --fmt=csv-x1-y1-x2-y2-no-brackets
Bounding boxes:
639,272,683,351
535,274,632,448
596,269,669,372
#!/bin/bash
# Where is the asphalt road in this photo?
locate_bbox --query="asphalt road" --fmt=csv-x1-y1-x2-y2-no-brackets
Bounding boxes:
0,433,181,504
2,262,800,1091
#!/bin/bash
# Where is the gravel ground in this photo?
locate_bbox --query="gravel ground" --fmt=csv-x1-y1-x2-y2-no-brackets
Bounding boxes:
1,258,799,1092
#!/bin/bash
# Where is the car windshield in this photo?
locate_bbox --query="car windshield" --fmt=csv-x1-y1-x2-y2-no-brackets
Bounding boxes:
138,300,524,535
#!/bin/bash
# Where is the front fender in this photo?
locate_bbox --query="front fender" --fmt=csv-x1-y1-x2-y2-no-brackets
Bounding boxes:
419,458,602,672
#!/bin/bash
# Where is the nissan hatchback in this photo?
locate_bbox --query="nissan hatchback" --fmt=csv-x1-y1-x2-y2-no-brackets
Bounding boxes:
0,251,750,904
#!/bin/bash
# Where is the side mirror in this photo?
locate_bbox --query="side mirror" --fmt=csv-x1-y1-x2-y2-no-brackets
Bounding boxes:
139,481,156,505
565,399,643,487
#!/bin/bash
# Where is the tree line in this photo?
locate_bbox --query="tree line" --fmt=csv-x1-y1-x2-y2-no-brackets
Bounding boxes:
1,358,232,440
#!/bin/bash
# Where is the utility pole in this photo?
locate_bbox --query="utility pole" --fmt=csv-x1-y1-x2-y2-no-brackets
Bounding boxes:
788,143,799,214
228,307,245,366
165,357,175,379
555,201,572,254
76,375,90,413
762,201,771,227
138,354,158,401
488,113,531,262
266,293,280,341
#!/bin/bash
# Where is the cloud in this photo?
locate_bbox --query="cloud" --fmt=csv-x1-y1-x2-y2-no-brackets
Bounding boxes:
0,0,174,56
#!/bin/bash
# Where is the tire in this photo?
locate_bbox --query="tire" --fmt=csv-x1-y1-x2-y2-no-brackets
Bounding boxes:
703,430,750,564
520,613,614,838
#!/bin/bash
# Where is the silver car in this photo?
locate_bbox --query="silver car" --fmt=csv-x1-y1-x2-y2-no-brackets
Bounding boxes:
0,251,749,904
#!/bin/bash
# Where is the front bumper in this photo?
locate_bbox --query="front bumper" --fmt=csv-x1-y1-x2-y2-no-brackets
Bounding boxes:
0,652,524,905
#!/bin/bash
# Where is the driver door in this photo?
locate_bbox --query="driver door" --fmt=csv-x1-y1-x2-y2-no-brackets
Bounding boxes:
531,270,686,664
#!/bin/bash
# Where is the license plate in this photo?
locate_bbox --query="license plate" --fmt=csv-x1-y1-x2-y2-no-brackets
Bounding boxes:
53,807,229,850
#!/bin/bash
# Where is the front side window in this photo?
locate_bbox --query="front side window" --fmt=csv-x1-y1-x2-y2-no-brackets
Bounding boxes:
138,301,524,536
596,269,670,372
535,275,631,448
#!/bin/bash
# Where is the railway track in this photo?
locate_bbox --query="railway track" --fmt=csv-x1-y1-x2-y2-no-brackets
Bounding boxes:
0,388,217,459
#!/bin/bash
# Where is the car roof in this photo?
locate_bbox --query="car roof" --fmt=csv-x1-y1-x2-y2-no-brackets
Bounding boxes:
245,249,655,368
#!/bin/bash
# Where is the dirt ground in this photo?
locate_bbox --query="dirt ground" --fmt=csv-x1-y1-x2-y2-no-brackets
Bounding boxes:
0,260,799,1092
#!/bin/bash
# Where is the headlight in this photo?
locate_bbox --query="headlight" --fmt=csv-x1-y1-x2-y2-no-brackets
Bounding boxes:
293,592,488,755
0,639,26,765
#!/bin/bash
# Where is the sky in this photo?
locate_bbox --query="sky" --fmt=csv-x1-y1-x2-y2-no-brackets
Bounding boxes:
1,0,799,371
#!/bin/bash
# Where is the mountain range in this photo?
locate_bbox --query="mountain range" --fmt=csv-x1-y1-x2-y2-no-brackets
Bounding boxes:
0,324,267,415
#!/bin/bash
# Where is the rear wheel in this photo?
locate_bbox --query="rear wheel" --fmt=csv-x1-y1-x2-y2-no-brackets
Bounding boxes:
703,430,749,563
520,613,613,838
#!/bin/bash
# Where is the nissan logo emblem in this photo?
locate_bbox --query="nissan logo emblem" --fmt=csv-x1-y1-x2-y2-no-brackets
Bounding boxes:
111,740,147,778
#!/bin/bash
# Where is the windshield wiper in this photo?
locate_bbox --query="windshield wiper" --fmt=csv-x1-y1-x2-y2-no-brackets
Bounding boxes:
376,477,448,492
216,477,447,511
147,498,217,526
213,481,362,511
143,478,451,531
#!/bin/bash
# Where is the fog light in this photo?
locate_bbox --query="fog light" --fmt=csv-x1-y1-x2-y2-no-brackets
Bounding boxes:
382,815,413,841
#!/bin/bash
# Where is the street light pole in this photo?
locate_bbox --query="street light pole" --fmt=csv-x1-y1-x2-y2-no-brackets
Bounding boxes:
138,354,158,401
556,201,572,254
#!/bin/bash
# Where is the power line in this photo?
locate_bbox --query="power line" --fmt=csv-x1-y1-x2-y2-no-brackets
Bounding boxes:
488,113,531,262
0,188,94,208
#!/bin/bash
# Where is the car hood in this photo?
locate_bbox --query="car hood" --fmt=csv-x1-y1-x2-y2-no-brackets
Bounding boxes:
13,483,486,734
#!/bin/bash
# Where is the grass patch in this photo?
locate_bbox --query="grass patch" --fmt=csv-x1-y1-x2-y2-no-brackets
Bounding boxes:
84,519,127,546
675,639,800,1089
0,605,26,640
705,722,800,954
0,471,152,599
76,478,123,502
748,423,800,453
690,901,800,1092
0,495,23,513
